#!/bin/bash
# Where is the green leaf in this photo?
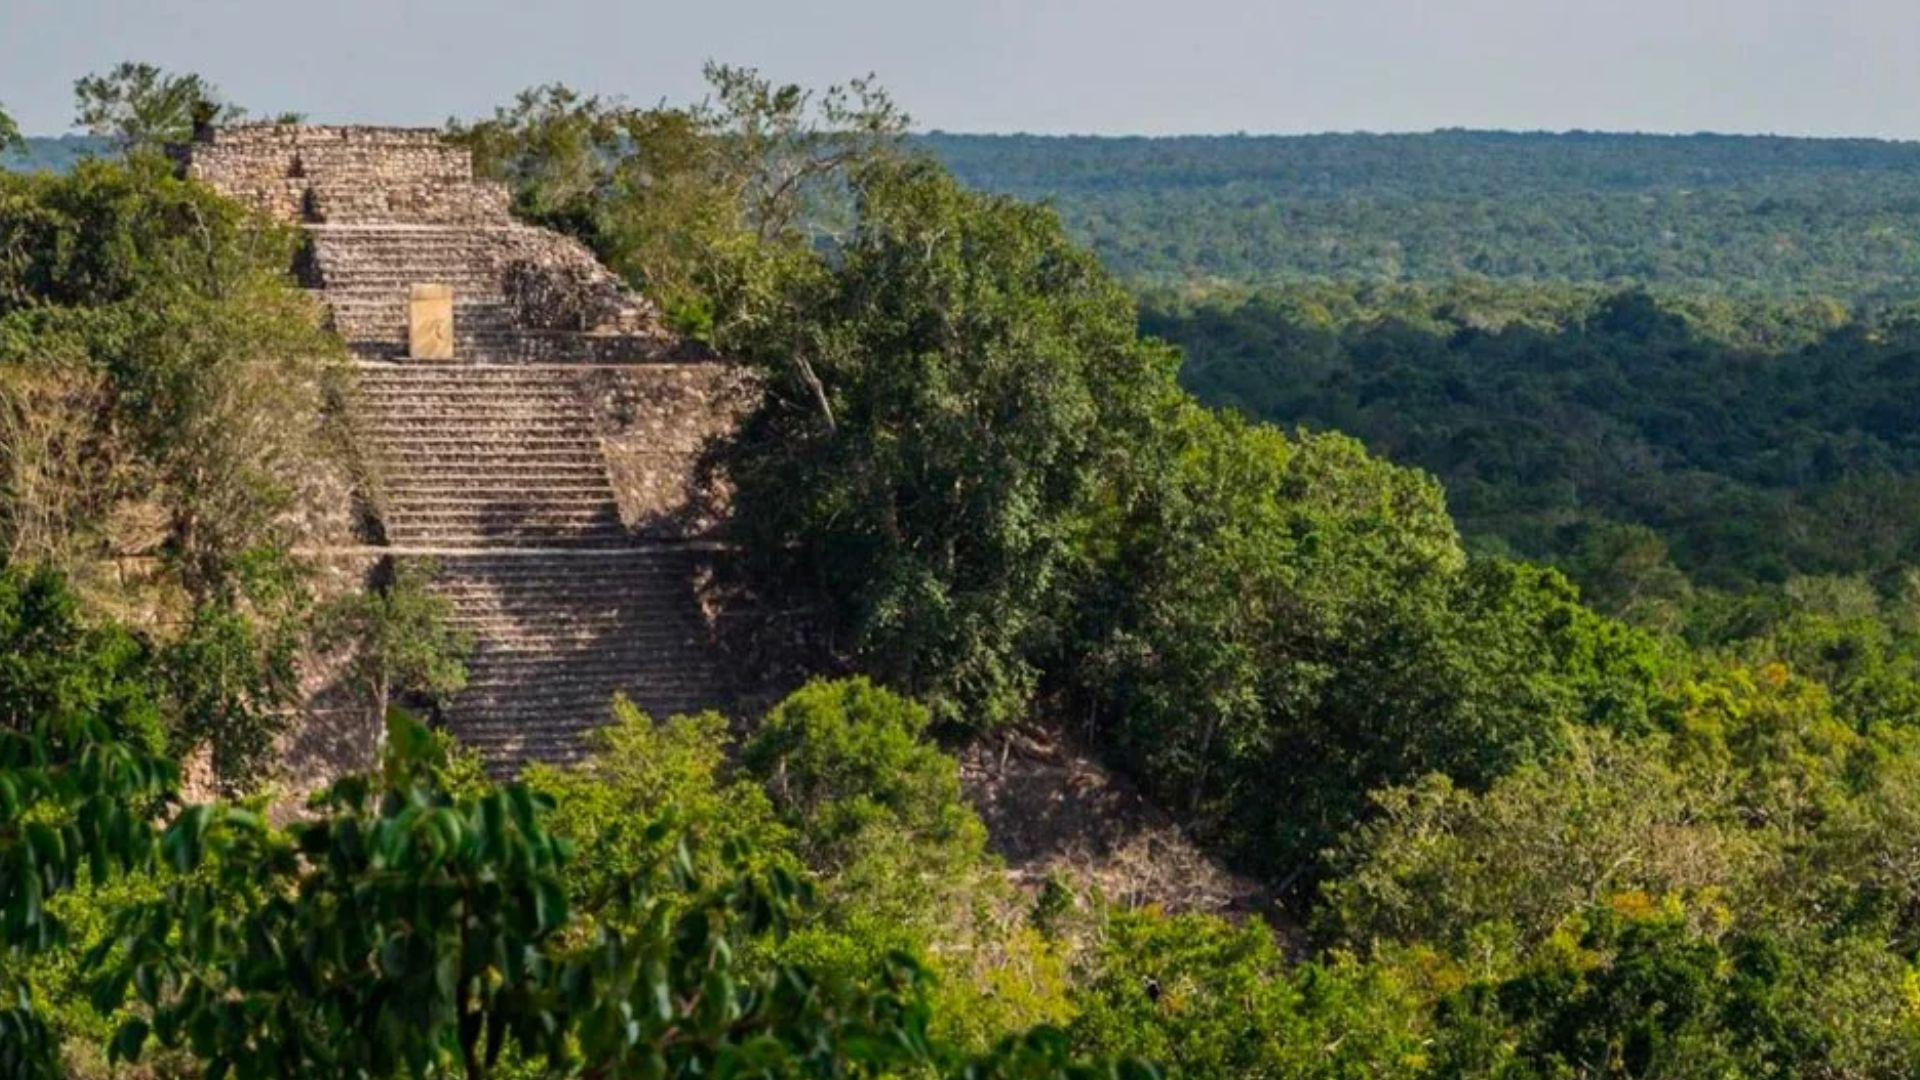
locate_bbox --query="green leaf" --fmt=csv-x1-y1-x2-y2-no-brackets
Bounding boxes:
109,1018,149,1064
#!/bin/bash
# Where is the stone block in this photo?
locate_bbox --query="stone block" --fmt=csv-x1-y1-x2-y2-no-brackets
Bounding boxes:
409,283,454,360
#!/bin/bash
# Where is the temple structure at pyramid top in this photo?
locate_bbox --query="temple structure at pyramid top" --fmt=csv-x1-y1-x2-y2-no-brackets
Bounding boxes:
180,123,693,365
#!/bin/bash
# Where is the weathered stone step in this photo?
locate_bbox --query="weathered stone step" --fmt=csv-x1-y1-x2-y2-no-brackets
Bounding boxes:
358,389,589,400
391,537,636,551
325,294,511,310
373,458,607,472
455,630,708,649
385,504,618,519
386,509,620,525
450,624,709,644
443,585,678,600
451,613,713,633
387,516,622,531
373,457,606,470
357,406,592,417
420,553,718,575
356,389,584,400
438,575,695,591
359,424,600,438
452,680,724,708
432,582,706,599
387,511,625,525
352,363,614,378
463,662,717,685
383,503,621,519
389,522,629,535
357,405,587,418
439,595,697,613
379,465,609,478
453,693,720,723
373,461,608,475
365,432,599,443
327,298,516,316
453,688,721,717
450,628,706,648
369,441,603,453
383,487,616,501
434,577,698,598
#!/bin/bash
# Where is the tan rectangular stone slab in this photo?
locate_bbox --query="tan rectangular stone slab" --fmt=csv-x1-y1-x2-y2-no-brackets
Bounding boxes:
409,283,454,360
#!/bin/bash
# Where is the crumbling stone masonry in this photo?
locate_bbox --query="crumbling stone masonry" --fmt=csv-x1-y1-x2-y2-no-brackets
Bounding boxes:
183,124,754,773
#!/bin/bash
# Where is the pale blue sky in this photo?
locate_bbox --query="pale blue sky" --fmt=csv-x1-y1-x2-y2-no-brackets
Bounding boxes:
2,0,1915,137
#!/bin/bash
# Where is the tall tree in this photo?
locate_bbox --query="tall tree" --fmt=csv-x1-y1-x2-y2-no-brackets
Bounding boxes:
729,159,1181,728
71,61,243,156
454,62,906,340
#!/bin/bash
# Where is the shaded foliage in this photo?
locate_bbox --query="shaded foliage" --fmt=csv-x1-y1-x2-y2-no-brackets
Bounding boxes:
1152,281,1920,605
728,158,1181,727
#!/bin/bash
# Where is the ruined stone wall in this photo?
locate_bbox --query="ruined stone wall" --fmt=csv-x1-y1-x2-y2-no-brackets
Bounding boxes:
182,124,509,224
581,365,760,537
183,123,680,356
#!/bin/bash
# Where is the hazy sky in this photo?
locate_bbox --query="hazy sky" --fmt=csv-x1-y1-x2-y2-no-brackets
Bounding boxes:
2,0,1917,138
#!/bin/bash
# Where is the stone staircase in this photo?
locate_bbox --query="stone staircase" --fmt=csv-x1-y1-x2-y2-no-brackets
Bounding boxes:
353,365,631,548
415,549,729,765
183,124,742,772
352,362,737,768
305,223,678,363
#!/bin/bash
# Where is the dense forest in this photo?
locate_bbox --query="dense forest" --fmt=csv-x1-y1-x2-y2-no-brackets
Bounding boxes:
2,134,103,174
1146,283,1920,613
928,130,1920,295
929,129,1920,625
14,67,1920,1080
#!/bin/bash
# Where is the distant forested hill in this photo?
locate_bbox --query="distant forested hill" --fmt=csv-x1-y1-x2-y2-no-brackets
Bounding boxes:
920,130,1920,296
4,134,109,173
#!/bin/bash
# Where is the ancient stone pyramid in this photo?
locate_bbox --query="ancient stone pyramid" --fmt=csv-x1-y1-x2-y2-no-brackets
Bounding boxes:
183,124,750,772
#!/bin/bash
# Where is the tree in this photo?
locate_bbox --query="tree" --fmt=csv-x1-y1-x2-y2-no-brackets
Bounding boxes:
1320,733,1749,953
1429,904,1824,1079
728,159,1181,727
0,103,21,155
454,63,906,339
1071,396,1665,883
0,562,176,1079
527,698,799,917
315,557,472,722
72,61,243,156
745,678,973,870
0,156,347,594
743,678,1003,974
1068,910,1425,1080
539,684,1075,1055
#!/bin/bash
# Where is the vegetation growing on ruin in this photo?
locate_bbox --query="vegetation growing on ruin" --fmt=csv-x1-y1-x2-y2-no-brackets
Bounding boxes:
0,68,472,794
